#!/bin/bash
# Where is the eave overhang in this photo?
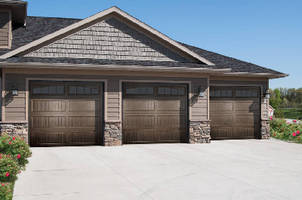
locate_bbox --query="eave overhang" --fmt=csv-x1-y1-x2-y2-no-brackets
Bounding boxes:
0,61,288,78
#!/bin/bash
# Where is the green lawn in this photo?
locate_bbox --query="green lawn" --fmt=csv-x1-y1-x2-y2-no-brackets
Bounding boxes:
280,108,302,120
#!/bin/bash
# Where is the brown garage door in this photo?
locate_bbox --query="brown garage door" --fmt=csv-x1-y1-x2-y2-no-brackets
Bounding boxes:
123,83,188,144
29,81,103,146
210,86,260,139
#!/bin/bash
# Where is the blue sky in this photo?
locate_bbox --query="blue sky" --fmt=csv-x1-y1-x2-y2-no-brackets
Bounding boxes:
26,0,301,89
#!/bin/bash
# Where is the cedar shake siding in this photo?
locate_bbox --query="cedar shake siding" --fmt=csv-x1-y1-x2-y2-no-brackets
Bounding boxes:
0,11,10,48
25,17,192,62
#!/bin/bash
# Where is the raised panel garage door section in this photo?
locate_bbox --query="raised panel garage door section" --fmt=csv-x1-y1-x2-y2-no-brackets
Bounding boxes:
123,83,188,144
210,86,260,139
29,81,103,146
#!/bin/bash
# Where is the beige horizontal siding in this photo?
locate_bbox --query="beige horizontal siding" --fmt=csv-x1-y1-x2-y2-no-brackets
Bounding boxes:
106,79,120,121
190,79,209,121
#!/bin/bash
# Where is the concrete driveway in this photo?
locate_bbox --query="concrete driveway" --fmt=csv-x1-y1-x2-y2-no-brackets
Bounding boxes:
14,139,302,200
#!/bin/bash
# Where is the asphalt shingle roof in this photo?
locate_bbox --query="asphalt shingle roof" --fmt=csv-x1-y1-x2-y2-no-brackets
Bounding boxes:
0,16,286,76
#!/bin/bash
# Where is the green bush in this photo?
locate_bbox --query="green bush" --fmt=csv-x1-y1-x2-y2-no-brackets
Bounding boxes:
270,118,302,143
0,154,20,182
0,134,32,169
0,182,13,200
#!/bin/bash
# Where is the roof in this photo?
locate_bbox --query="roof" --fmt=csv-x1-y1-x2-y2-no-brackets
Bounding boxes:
181,43,285,75
0,9,287,78
0,0,26,5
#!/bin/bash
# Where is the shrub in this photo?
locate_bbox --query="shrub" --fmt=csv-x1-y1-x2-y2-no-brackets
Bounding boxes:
270,118,302,143
274,109,284,118
0,154,20,182
0,134,32,169
0,182,13,200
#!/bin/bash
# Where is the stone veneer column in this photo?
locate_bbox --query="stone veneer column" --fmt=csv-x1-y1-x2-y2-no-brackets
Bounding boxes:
261,97,270,139
104,122,122,146
0,123,29,143
189,121,211,143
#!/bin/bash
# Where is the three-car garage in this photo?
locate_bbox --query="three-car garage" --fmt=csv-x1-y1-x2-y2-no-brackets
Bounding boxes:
28,80,262,146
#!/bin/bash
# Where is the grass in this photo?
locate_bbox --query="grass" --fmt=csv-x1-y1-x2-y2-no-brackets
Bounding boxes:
280,108,302,120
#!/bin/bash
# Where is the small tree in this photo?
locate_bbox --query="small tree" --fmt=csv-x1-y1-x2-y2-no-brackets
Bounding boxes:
270,88,284,118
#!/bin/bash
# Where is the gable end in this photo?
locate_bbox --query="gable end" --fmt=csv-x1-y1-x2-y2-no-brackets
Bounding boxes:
23,16,194,63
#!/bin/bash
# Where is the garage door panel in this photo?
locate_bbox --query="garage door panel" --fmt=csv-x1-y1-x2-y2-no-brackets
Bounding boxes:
31,116,67,128
211,127,233,138
68,116,97,128
235,114,258,125
157,115,185,129
233,127,255,138
210,114,233,126
159,129,181,141
210,102,233,112
67,132,97,144
68,100,98,112
126,130,156,143
235,101,259,112
123,98,155,112
157,99,186,111
31,132,65,145
30,81,103,146
31,99,66,112
124,115,155,129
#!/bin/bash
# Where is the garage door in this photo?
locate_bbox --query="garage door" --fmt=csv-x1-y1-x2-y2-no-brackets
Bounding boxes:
123,83,188,144
210,86,260,139
30,81,103,146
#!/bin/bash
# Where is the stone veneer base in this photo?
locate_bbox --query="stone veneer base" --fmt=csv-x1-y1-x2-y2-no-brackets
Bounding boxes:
189,121,211,143
104,122,122,146
0,123,29,143
261,120,270,139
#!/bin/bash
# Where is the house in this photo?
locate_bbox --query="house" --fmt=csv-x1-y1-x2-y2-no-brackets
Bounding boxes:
0,0,287,146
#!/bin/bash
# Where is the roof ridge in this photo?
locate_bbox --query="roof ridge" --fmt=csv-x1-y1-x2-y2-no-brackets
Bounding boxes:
27,16,82,20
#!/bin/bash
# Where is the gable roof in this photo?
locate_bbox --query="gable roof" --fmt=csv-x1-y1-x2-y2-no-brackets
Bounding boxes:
0,6,214,65
0,7,287,78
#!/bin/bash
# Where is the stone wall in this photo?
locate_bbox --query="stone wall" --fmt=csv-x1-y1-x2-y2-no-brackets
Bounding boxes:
189,121,211,143
104,122,122,146
0,123,28,143
261,120,270,139
261,97,270,139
